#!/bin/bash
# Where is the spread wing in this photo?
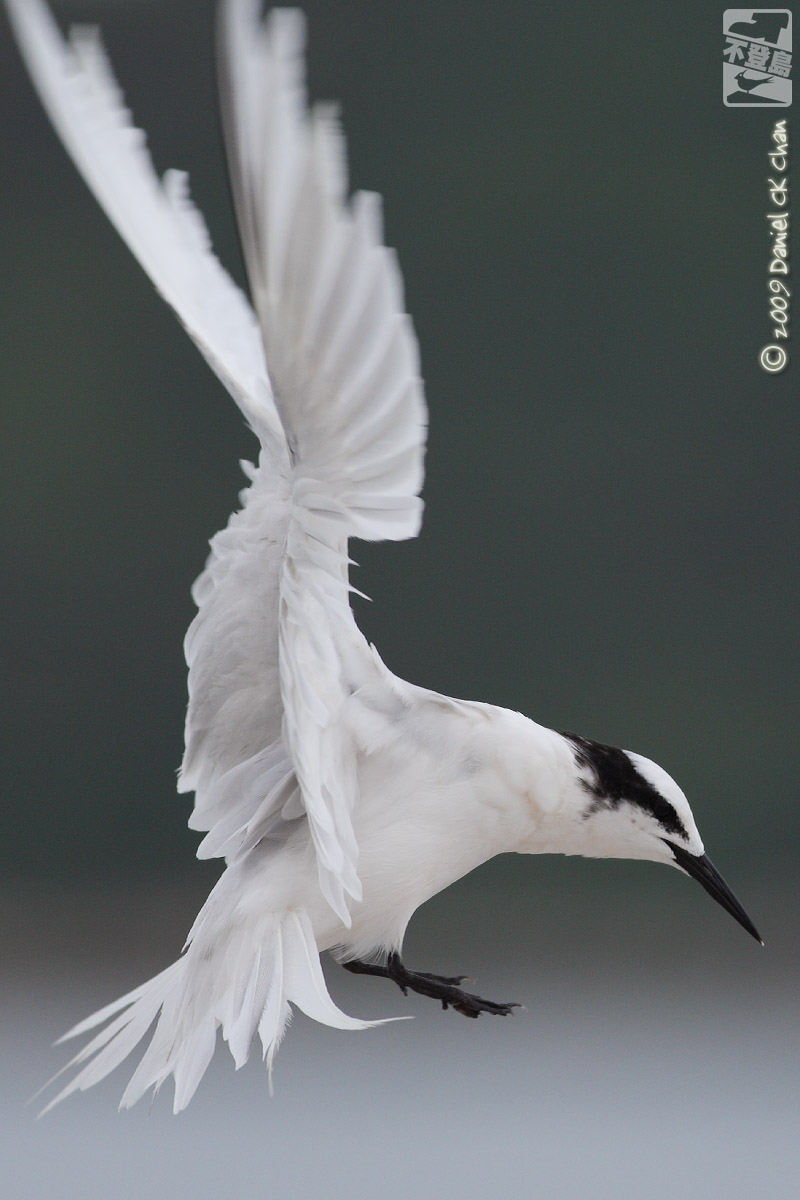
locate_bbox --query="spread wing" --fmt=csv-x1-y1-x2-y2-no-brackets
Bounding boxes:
5,0,280,449
215,0,427,921
10,0,427,926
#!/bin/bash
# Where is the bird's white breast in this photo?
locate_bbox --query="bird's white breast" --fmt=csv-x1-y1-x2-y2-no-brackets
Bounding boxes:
315,672,570,957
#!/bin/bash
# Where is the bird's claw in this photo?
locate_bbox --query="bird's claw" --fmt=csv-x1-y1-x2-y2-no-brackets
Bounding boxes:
449,995,521,1019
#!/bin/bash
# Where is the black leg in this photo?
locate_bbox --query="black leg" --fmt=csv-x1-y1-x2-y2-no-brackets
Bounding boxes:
342,951,520,1018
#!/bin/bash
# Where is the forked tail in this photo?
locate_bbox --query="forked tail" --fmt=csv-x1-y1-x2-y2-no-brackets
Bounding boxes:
41,899,388,1114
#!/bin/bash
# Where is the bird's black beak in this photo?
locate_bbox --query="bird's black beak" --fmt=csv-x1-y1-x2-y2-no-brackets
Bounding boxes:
666,841,763,944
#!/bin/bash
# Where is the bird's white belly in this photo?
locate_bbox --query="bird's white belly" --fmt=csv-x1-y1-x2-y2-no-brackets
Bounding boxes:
312,685,536,958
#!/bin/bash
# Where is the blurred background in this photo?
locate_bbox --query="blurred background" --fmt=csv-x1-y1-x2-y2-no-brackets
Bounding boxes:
1,1,797,1196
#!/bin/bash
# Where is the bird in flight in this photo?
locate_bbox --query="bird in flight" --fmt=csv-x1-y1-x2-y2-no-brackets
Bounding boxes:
8,0,761,1115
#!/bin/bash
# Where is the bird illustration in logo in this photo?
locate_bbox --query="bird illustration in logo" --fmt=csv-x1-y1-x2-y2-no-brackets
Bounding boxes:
727,69,780,104
734,70,777,92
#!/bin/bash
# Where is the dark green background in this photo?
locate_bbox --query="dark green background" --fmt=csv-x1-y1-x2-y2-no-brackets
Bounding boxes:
2,1,796,892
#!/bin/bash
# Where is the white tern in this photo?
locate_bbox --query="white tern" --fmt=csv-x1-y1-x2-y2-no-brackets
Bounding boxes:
7,0,761,1115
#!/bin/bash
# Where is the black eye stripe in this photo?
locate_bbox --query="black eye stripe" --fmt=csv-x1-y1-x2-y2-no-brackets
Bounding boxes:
561,732,688,840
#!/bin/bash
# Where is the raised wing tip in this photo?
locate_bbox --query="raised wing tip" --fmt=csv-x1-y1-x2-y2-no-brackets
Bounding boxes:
220,0,307,57
266,5,307,50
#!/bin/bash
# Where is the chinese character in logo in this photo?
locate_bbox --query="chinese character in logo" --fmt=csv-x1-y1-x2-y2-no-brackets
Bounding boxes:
723,10,792,106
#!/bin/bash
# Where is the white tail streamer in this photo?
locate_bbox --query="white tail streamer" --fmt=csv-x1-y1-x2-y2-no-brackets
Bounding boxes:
40,891,395,1115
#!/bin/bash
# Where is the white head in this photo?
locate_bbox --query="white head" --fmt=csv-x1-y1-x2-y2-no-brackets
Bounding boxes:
558,732,761,943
